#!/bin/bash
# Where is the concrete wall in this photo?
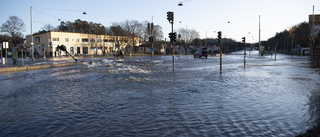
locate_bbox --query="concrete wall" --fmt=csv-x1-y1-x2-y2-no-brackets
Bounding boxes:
0,62,83,74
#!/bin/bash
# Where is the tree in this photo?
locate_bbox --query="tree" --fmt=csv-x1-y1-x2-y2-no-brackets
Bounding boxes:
177,28,200,54
138,21,164,53
57,19,106,34
121,20,142,54
293,22,310,47
41,23,55,31
1,16,25,47
177,28,200,44
106,25,126,36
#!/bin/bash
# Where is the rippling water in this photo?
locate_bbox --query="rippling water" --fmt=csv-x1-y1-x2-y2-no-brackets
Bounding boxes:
0,53,319,136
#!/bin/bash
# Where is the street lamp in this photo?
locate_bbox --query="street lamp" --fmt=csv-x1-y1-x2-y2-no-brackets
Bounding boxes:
30,6,35,61
178,0,192,6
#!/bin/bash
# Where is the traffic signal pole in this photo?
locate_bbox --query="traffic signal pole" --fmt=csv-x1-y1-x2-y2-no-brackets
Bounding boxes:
172,24,175,70
242,37,246,67
167,11,175,70
217,31,222,73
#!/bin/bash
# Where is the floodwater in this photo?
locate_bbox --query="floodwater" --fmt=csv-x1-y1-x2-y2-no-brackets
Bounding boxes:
0,51,320,136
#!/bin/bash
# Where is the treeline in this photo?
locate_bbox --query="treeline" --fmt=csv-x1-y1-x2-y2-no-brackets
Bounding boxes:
39,19,163,41
261,22,310,54
57,19,107,35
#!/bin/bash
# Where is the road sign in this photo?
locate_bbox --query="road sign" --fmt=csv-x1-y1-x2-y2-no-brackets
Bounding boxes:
3,42,8,49
12,48,18,60
150,48,154,52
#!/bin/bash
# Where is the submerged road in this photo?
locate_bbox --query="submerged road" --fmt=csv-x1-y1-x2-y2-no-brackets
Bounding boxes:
0,51,319,136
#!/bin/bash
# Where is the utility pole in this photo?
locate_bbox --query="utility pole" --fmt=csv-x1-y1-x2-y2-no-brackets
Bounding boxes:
259,15,261,56
312,5,317,67
30,6,35,61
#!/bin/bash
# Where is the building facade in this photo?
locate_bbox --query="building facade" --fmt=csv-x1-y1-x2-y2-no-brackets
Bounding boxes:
26,31,140,57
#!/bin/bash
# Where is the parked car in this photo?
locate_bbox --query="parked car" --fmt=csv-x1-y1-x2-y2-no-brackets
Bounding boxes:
201,51,208,58
193,50,208,58
193,50,201,58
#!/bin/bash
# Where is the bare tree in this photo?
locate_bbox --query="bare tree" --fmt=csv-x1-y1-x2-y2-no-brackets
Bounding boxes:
141,21,163,42
108,20,164,53
1,16,25,47
41,24,55,31
177,28,200,44
177,28,200,54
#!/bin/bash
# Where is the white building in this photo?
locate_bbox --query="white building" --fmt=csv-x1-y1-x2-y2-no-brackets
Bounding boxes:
26,31,140,56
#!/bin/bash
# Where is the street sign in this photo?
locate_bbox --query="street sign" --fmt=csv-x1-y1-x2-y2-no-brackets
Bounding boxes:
150,48,154,52
3,42,8,49
12,48,18,60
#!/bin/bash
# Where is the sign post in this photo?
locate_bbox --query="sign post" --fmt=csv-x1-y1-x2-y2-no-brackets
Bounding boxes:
3,42,9,64
21,45,24,66
12,48,18,65
0,43,2,64
20,38,24,66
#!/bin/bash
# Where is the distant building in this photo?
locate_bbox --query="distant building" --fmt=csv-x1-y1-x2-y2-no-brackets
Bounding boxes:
26,31,140,56
309,14,320,25
309,14,320,36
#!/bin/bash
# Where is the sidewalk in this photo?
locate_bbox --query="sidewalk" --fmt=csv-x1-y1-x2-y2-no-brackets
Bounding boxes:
0,57,82,74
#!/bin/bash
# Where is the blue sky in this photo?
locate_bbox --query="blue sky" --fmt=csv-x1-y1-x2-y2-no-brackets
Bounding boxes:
0,0,319,43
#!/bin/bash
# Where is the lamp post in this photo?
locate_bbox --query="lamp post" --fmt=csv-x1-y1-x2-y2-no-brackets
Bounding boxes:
30,6,35,61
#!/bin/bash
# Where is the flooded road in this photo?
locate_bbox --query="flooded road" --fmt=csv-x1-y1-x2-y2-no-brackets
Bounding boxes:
1,51,320,136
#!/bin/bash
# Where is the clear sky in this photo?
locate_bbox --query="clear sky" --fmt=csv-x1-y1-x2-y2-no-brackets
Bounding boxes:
0,0,319,43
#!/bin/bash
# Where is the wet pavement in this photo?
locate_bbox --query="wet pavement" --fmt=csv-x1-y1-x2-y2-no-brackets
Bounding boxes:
0,51,319,136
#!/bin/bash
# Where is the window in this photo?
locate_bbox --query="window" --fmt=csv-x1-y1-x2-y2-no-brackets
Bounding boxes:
90,38,95,42
35,37,41,43
70,47,74,54
53,38,59,41
97,39,102,43
76,38,79,42
65,38,69,42
82,38,88,42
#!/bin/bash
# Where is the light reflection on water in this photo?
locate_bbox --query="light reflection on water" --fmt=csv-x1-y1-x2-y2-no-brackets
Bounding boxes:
0,53,319,136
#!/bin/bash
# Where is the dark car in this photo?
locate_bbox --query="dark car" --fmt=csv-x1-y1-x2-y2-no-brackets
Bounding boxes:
193,50,208,58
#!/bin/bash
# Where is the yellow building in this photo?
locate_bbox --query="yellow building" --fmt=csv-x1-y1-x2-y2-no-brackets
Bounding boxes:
26,31,140,56
309,14,320,25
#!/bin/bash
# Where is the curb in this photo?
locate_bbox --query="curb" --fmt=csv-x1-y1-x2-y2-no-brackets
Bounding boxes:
0,62,83,74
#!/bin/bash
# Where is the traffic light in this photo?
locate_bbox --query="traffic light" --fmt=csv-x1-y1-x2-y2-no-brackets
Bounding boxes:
149,37,153,43
242,37,246,43
169,33,172,40
217,31,222,42
172,32,177,42
169,32,177,43
167,11,174,23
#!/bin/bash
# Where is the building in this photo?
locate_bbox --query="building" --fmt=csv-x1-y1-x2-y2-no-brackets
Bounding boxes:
26,31,140,57
309,14,320,25
309,14,320,36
